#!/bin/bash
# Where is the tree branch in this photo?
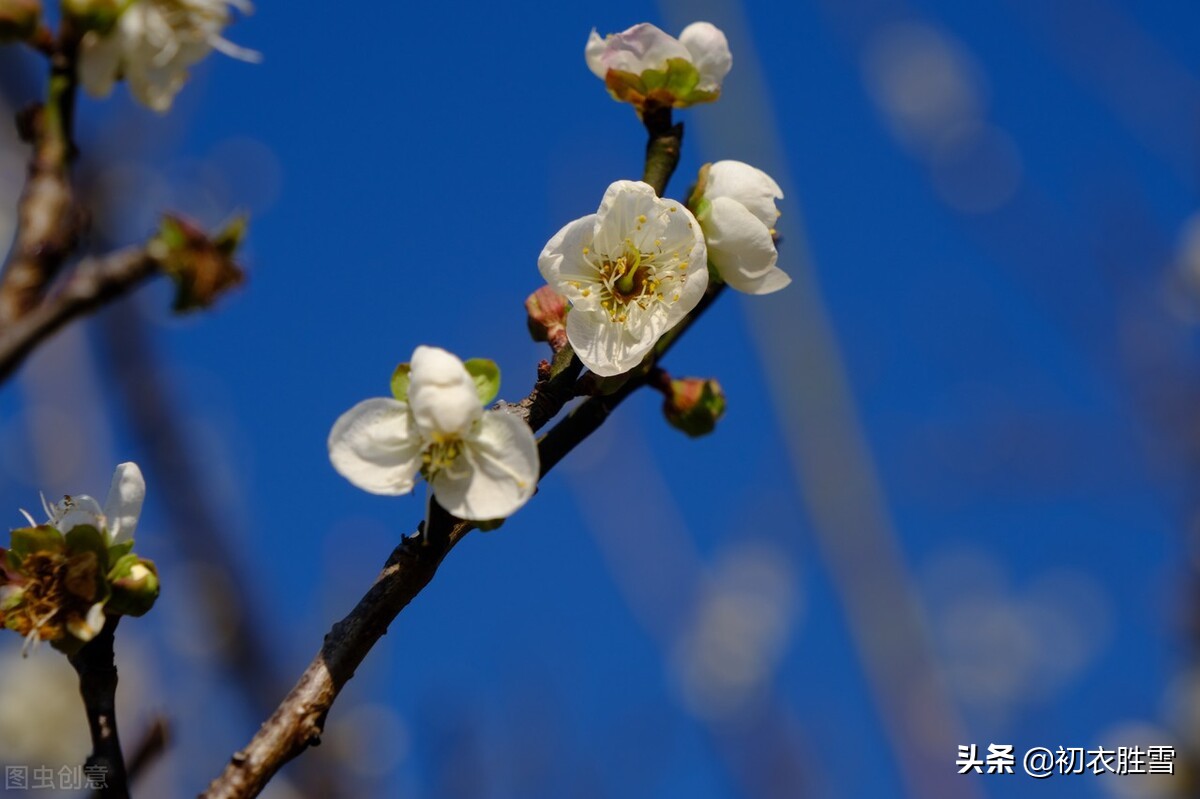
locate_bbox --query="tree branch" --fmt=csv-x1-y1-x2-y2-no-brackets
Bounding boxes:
199,108,715,799
69,617,130,799
0,245,161,384
0,30,83,322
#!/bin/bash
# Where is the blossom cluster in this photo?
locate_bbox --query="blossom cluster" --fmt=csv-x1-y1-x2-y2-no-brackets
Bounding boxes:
326,20,790,524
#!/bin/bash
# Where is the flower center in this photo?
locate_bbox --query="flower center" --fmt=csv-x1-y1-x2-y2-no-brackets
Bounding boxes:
594,241,679,324
421,435,467,480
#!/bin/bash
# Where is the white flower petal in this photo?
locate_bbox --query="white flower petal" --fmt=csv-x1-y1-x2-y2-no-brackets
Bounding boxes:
702,196,787,294
705,160,783,230
538,214,602,311
77,32,122,99
51,496,106,535
567,309,655,376
593,180,662,256
735,265,792,295
67,603,107,643
431,412,538,521
585,29,608,79
328,398,424,496
407,346,482,437
679,22,732,92
586,23,691,79
103,462,145,545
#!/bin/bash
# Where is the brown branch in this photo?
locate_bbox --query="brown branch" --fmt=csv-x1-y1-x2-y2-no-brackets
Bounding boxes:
0,31,83,322
69,617,130,799
199,109,717,799
0,245,160,383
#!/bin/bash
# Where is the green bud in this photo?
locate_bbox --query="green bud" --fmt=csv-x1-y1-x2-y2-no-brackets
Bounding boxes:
663,378,726,437
0,0,39,43
107,555,159,617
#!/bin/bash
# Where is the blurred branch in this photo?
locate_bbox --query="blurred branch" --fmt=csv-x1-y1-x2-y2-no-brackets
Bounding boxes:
85,715,171,799
200,112,728,799
0,27,82,322
69,617,130,799
0,245,159,382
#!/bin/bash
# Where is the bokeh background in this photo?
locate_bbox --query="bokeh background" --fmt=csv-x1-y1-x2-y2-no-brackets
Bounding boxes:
1,0,1198,797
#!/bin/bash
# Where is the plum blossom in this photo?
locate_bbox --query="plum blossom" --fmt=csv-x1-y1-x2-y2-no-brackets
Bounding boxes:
691,160,791,295
585,22,731,111
328,346,539,522
538,180,707,377
2,463,151,652
77,0,260,113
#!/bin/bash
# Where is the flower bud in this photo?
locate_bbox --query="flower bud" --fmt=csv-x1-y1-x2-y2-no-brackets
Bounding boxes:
525,286,569,352
107,555,159,618
0,0,40,43
663,377,726,437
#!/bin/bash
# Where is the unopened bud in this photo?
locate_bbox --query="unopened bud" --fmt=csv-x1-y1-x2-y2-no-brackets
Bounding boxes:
663,377,726,437
107,555,160,617
525,286,569,351
0,0,40,43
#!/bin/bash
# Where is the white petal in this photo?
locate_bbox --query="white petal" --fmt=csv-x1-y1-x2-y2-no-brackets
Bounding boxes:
585,29,608,79
588,23,690,78
407,346,482,437
679,22,732,92
103,462,145,545
77,32,122,100
538,214,602,310
431,412,538,521
703,197,790,294
704,160,783,230
593,180,662,257
566,309,654,377
67,603,107,643
328,398,424,496
52,495,106,535
734,265,792,295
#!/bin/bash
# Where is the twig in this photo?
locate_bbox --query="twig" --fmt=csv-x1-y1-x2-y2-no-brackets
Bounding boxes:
87,715,171,799
199,109,716,799
69,617,130,799
98,308,343,799
0,29,83,322
0,246,160,384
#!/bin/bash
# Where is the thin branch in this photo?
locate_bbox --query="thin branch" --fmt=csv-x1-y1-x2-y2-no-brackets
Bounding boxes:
0,246,160,383
200,109,716,799
69,617,130,799
0,29,83,322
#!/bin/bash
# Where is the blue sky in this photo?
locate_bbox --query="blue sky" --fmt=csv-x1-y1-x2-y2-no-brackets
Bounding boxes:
2,1,1199,797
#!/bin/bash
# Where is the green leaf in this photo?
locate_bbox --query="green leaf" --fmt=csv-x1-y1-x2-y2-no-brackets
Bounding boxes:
391,363,412,401
107,539,134,564
464,359,501,405
10,525,64,557
65,525,109,570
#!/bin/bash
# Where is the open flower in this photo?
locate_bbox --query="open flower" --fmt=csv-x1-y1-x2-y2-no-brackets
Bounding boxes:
539,180,708,377
2,463,157,655
329,346,539,522
585,21,731,112
77,0,260,113
690,160,791,295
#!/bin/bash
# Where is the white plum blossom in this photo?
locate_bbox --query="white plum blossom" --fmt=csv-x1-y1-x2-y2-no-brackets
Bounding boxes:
692,160,791,295
328,346,539,522
539,180,708,377
77,0,259,113
32,461,146,546
585,22,731,109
